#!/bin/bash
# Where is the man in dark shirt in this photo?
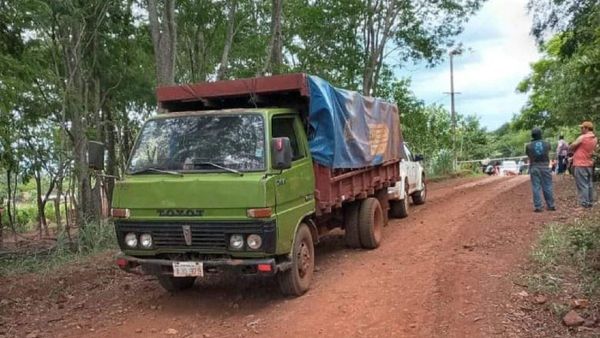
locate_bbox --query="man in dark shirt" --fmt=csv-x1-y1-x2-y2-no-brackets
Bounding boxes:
525,127,555,212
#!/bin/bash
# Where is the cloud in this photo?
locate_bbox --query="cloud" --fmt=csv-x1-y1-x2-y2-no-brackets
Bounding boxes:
399,0,540,131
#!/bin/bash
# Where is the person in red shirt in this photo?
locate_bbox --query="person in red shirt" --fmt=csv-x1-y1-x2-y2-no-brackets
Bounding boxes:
570,121,598,208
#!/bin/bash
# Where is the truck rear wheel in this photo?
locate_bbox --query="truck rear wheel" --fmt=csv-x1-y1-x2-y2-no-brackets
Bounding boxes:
358,198,383,249
343,202,361,248
278,223,314,297
389,182,409,218
157,276,196,292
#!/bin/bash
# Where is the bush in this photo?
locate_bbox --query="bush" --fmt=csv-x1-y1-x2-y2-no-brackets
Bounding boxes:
16,206,36,231
429,149,455,176
77,221,116,254
0,221,117,276
530,216,600,296
44,203,56,224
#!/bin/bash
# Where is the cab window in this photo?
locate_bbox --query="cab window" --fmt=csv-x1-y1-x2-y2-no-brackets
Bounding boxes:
272,117,304,161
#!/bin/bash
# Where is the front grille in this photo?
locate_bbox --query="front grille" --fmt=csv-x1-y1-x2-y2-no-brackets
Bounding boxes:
115,221,276,253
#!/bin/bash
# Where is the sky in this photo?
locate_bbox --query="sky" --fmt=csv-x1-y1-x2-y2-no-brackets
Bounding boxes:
400,0,540,131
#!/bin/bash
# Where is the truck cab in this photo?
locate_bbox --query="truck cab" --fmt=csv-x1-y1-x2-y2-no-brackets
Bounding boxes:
387,143,427,218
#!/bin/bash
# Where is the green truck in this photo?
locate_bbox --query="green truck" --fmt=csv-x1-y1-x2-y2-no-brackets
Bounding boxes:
91,73,403,296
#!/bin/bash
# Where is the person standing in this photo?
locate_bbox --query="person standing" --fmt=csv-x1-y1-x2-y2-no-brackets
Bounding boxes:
526,127,556,212
570,121,598,209
556,135,569,174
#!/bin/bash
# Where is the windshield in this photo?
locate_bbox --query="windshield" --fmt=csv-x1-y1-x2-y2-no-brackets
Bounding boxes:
127,114,265,173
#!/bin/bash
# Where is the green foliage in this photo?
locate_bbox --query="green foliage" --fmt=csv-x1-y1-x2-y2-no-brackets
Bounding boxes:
518,2,600,129
387,79,489,165
529,217,600,296
429,149,454,176
0,222,116,276
77,221,117,254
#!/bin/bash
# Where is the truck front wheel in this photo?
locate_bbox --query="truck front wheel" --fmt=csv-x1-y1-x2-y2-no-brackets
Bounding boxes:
278,223,314,296
358,198,383,249
157,276,196,292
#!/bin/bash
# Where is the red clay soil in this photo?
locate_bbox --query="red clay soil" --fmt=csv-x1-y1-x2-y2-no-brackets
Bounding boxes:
0,175,588,338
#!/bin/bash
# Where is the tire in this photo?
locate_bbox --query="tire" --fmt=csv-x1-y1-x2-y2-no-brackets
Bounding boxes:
343,202,361,248
389,182,409,218
412,178,427,205
278,223,314,297
157,276,196,292
358,198,383,249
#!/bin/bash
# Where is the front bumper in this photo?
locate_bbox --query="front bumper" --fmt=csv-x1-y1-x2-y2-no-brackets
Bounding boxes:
116,253,291,277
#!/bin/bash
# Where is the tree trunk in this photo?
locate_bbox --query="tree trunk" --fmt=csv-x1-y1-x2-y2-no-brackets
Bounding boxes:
54,163,65,232
147,0,177,86
34,170,47,238
104,104,117,204
217,0,237,80
5,170,14,230
261,0,283,75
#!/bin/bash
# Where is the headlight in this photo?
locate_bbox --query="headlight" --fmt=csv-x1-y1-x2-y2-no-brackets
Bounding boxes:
229,234,244,250
247,234,262,250
139,233,153,248
124,233,138,248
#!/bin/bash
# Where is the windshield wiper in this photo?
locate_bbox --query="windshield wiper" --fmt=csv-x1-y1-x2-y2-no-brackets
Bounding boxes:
194,161,243,176
130,167,184,177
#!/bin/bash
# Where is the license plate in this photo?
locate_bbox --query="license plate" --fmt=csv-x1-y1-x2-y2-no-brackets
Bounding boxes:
172,261,204,277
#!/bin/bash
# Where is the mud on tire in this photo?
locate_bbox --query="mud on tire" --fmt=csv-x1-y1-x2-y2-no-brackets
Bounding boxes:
358,197,383,249
278,223,315,297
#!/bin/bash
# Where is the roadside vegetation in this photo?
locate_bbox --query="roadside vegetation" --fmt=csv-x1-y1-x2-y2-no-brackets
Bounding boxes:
0,221,116,276
529,212,600,298
521,208,600,331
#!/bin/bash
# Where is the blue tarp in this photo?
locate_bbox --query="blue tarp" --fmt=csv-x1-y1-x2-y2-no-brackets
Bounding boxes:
307,76,401,169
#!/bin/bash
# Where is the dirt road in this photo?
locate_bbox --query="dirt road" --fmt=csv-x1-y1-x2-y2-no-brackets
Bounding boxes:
0,175,576,337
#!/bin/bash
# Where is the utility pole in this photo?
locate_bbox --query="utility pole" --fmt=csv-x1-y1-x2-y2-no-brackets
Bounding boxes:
448,48,462,167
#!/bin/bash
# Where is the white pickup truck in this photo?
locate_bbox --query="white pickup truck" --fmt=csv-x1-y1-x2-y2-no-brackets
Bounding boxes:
388,143,427,218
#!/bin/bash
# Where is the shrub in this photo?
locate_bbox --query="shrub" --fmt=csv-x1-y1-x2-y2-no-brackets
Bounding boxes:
429,149,455,176
529,216,600,296
0,221,117,276
77,221,116,254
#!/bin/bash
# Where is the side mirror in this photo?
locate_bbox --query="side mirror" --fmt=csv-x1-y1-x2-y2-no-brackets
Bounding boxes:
414,154,424,161
88,141,105,170
271,137,292,170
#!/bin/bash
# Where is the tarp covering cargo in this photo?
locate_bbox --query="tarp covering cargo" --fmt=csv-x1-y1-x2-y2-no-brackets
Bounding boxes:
307,76,401,169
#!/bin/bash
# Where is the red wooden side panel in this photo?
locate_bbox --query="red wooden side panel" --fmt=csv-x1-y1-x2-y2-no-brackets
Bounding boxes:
313,162,400,215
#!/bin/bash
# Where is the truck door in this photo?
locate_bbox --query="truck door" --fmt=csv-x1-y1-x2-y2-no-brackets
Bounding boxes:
271,116,315,253
403,144,416,191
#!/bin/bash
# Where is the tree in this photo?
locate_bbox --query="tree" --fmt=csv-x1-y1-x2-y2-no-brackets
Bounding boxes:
518,3,600,129
359,0,484,96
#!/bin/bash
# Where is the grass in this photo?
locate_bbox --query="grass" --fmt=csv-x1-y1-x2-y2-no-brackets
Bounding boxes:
527,212,600,297
0,221,117,276
428,169,483,182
